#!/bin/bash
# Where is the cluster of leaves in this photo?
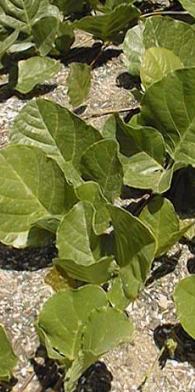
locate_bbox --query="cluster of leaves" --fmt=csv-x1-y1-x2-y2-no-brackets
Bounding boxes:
1,0,195,390
0,0,139,96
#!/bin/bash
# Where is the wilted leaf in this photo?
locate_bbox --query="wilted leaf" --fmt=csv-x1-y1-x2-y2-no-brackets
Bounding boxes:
0,145,66,247
81,139,123,202
10,98,101,186
67,63,91,107
174,276,195,339
140,47,183,89
0,325,17,381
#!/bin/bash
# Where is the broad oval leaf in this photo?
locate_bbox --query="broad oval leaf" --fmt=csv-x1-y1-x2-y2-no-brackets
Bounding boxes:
0,145,66,247
74,4,140,42
81,139,123,202
32,16,59,56
109,205,156,299
36,285,108,361
15,56,61,94
174,276,195,339
10,98,102,186
67,63,91,107
0,325,17,381
140,47,183,89
141,67,195,165
139,196,192,257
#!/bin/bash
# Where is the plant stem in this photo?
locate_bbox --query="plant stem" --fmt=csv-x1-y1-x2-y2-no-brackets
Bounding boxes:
141,10,188,18
83,106,140,119
138,346,165,392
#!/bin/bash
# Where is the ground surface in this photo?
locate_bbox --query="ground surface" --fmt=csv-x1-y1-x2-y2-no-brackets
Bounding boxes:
0,12,195,392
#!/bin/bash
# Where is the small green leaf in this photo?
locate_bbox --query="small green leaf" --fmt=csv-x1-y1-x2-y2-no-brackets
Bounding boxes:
15,56,61,94
55,22,75,54
107,276,130,310
178,0,195,18
81,139,123,202
174,276,195,339
0,325,17,381
140,47,183,89
67,63,91,107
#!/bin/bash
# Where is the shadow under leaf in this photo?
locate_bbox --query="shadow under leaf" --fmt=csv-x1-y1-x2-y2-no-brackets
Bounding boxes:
0,83,57,103
146,250,181,286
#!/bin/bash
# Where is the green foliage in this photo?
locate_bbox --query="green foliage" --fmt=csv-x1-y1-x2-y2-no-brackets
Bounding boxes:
0,325,17,381
36,285,134,392
178,0,195,17
174,277,195,339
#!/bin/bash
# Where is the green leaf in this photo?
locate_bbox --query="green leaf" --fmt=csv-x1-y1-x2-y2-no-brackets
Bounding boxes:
139,196,192,257
122,22,144,75
0,0,59,33
74,4,140,42
0,325,17,381
144,17,195,68
55,22,75,54
140,47,183,89
0,30,19,63
36,285,108,362
174,276,195,339
109,205,156,299
67,63,91,107
178,0,195,18
56,201,113,283
103,114,172,193
51,0,85,15
141,67,195,165
81,139,123,202
75,181,110,235
102,0,135,12
15,56,61,94
10,98,101,186
0,145,66,247
32,16,59,56
107,276,130,310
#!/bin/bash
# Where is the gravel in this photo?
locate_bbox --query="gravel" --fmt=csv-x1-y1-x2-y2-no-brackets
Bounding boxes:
0,26,195,392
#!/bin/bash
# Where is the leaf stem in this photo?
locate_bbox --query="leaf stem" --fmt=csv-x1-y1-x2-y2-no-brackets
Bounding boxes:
141,10,188,18
83,106,140,119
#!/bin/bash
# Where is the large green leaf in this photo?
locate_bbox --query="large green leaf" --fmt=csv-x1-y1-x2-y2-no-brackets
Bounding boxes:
0,325,17,381
122,22,144,75
10,99,101,186
74,4,140,42
32,16,59,56
103,114,172,193
123,16,195,75
141,67,195,165
81,139,123,202
67,63,91,107
15,56,61,94
36,285,108,362
178,0,195,18
174,276,195,339
75,181,110,235
109,205,156,299
139,196,192,257
0,145,66,247
140,47,183,89
0,0,59,33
